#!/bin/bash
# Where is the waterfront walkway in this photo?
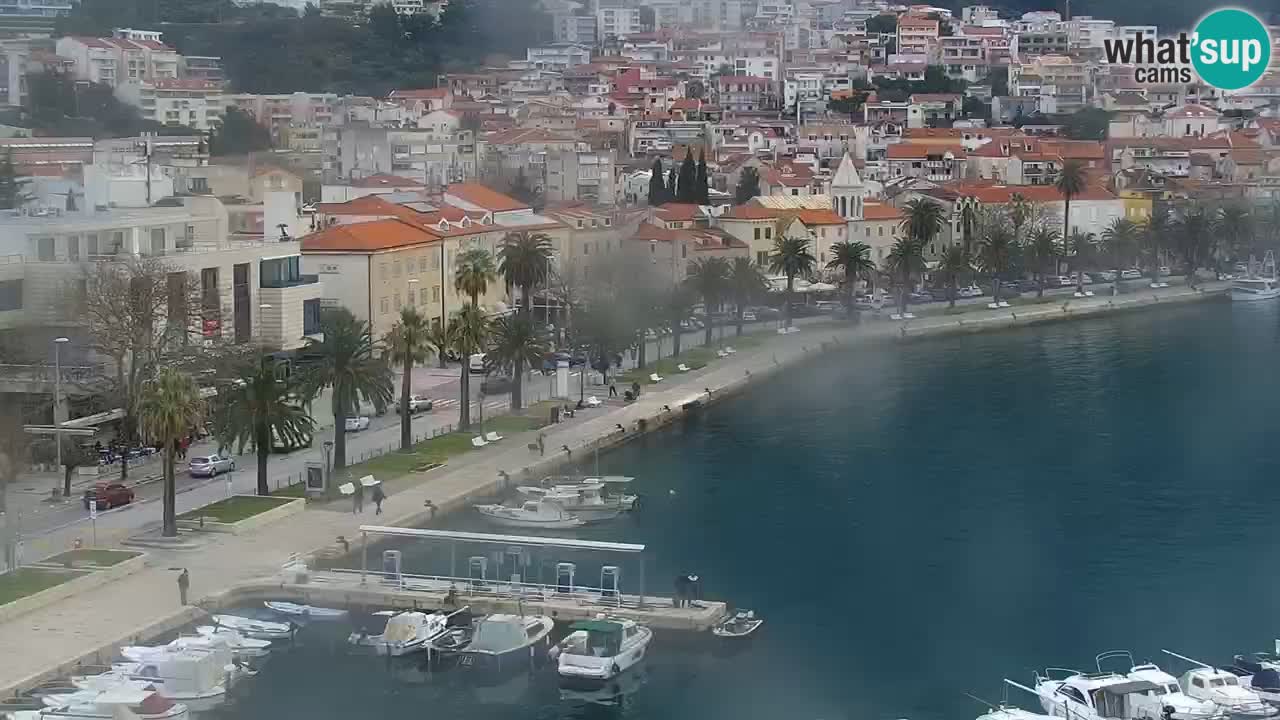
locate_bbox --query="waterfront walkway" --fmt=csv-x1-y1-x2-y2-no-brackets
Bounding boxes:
0,281,1226,697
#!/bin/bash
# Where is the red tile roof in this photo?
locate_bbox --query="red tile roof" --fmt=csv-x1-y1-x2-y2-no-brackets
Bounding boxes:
301,219,440,253
886,142,967,159
861,202,903,221
445,182,528,213
796,209,846,226
723,204,782,220
655,203,703,222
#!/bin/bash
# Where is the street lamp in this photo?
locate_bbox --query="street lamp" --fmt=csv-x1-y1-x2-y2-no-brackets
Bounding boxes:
53,337,69,472
322,440,334,490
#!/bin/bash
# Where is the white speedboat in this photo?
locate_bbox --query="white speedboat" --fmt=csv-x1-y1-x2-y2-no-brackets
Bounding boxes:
72,649,235,713
975,706,1057,720
34,682,188,720
1164,650,1277,717
474,500,584,529
712,610,763,638
211,614,293,640
458,614,555,675
1226,654,1280,705
193,626,272,658
550,617,652,684
264,601,348,619
347,610,456,657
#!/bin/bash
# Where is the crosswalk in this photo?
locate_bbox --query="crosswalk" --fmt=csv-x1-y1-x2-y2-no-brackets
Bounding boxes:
430,398,508,411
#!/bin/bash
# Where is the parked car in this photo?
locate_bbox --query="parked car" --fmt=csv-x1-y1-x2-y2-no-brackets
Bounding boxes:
751,306,781,320
397,394,433,414
1071,272,1093,285
481,375,514,395
741,310,757,322
788,303,822,317
189,454,235,477
271,428,312,454
1120,269,1142,280
814,300,842,313
1092,270,1117,282
957,284,984,298
344,416,371,432
1015,279,1041,293
469,353,487,373
542,351,586,372
907,291,934,304
83,482,134,511
989,282,1021,298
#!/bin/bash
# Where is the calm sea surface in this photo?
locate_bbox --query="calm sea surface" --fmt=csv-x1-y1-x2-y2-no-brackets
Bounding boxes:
208,299,1280,720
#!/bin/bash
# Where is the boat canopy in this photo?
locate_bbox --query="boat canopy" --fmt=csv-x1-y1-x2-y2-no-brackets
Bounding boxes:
468,616,532,654
1254,669,1280,692
569,619,623,634
1101,680,1161,695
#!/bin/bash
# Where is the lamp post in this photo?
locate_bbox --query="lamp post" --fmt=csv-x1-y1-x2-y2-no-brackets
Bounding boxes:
322,440,334,491
53,337,69,473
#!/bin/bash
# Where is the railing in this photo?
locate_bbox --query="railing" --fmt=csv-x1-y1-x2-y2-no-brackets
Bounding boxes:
314,567,639,608
0,363,103,383
260,274,319,289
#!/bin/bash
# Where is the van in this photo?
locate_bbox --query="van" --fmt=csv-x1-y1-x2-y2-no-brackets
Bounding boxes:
469,353,486,373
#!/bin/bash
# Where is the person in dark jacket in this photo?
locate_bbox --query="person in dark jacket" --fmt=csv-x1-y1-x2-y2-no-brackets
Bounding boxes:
371,483,386,515
177,568,190,605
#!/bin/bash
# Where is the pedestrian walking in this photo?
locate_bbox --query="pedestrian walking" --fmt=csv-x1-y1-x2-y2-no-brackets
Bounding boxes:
424,499,437,520
353,481,364,514
371,483,386,515
177,568,190,605
537,433,546,457
631,381,641,398
609,382,618,398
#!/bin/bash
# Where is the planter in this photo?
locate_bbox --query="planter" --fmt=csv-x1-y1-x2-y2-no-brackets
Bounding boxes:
177,496,305,535
0,553,147,624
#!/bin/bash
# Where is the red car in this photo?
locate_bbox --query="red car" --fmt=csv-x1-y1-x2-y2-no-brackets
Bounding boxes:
83,482,134,510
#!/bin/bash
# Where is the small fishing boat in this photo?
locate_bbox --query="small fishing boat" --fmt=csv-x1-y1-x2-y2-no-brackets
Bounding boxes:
211,615,293,641
712,610,763,638
72,647,238,713
428,625,475,656
31,683,189,720
193,626,272,659
1165,649,1278,717
263,601,348,619
550,617,652,684
518,483,636,521
347,609,464,657
1226,654,1280,705
458,613,555,675
474,500,584,529
1232,253,1280,302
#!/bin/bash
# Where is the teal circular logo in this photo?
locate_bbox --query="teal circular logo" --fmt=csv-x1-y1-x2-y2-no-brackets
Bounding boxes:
1192,8,1271,91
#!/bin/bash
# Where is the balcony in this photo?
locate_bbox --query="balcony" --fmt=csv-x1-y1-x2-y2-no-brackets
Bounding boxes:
260,273,318,289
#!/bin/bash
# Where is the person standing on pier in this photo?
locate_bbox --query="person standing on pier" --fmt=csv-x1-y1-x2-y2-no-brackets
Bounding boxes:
177,568,190,605
353,481,364,514
537,433,546,457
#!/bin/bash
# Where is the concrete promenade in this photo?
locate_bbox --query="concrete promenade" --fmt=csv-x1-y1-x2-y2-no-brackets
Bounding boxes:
0,281,1227,698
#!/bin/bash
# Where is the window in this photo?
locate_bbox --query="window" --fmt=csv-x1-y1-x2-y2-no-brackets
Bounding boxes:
583,243,590,256
393,260,402,277
431,286,440,301
1058,687,1088,705
765,227,772,239
191,177,209,194
380,298,389,314
303,298,322,335
86,233,98,257
754,227,761,240
419,257,427,273
420,288,429,305
66,236,79,261
37,237,54,261
681,244,687,259
150,228,165,255
879,226,885,236
394,292,401,308
0,279,22,311
110,231,124,255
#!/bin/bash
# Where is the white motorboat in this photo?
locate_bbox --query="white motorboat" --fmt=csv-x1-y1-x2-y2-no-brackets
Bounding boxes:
474,500,584,529
518,483,636,521
193,626,273,658
34,682,188,720
72,648,235,713
263,601,348,619
428,625,476,655
458,614,555,675
1226,653,1280,705
1232,253,1280,302
550,617,652,684
211,614,293,640
975,706,1057,720
1164,650,1277,717
347,610,460,657
712,610,763,638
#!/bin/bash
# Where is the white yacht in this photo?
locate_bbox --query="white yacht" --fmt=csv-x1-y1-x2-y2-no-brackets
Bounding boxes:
1163,650,1277,717
474,500,584,529
1226,653,1280,705
72,647,234,713
1007,652,1223,720
347,610,453,657
516,485,628,523
550,617,652,684
29,683,188,720
210,614,293,640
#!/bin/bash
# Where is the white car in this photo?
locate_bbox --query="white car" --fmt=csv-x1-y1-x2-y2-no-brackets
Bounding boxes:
189,454,235,477
741,310,757,321
1072,272,1093,285
469,353,486,373
344,416,371,432
957,284,983,298
397,395,433,414
1121,269,1142,280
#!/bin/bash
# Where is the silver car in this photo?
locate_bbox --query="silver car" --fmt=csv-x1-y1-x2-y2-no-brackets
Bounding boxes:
189,454,235,477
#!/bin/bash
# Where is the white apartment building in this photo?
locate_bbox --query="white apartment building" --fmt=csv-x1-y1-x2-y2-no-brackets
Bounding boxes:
56,30,180,88
1009,54,1091,114
597,4,640,38
324,122,477,187
941,34,989,82
554,12,597,44
116,78,226,131
543,150,617,206
523,43,591,72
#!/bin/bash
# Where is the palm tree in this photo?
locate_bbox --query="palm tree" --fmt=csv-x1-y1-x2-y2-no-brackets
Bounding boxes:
1066,230,1096,296
685,257,730,346
1055,160,1089,294
768,235,816,328
977,224,1015,306
885,237,927,316
424,321,453,369
1025,226,1061,298
214,359,313,496
455,246,498,307
486,314,549,410
901,197,946,252
1215,204,1252,276
300,307,393,470
1176,206,1212,288
1101,217,1139,295
1142,207,1172,284
386,306,432,451
497,231,553,320
451,305,487,429
665,285,697,357
1008,193,1032,243
937,245,972,308
728,257,766,336
827,240,875,315
497,231,553,411
137,368,204,537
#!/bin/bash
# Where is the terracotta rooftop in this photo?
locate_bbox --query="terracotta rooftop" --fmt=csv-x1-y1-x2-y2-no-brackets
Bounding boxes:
301,219,439,253
861,202,903,221
796,209,846,226
445,182,528,213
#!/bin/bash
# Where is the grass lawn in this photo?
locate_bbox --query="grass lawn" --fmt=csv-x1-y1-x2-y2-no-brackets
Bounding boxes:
179,495,292,524
43,549,140,567
619,347,719,385
0,568,84,605
272,483,306,499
